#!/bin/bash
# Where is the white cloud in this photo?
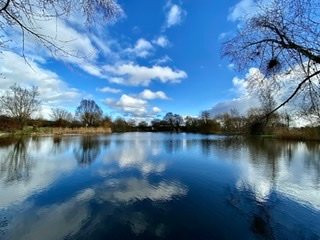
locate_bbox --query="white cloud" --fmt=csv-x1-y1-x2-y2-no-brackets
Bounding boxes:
103,140,166,174
4,7,129,79
0,51,82,117
209,68,263,116
108,77,126,84
102,178,187,203
166,4,185,28
104,93,164,119
81,64,103,77
227,63,235,70
228,0,256,22
104,63,187,86
210,98,259,116
125,38,154,58
209,66,314,126
139,89,169,100
218,32,228,40
153,36,169,47
3,0,127,77
105,94,148,116
152,107,162,113
97,86,122,94
235,142,320,210
9,15,103,77
152,55,172,65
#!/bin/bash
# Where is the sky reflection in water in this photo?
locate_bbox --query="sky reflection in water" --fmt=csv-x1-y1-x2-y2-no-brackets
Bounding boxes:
0,133,319,240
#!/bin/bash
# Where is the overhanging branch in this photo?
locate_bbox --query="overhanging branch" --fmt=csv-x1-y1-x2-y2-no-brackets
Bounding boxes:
265,70,320,117
0,0,10,12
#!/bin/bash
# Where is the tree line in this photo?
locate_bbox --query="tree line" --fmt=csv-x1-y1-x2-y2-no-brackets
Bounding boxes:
1,0,320,138
0,84,309,136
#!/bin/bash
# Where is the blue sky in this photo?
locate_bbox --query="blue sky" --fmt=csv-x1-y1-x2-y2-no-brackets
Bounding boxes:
0,0,256,121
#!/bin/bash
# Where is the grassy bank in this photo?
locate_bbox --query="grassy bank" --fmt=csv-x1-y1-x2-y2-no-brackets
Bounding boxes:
0,127,112,137
265,128,320,141
1,126,320,142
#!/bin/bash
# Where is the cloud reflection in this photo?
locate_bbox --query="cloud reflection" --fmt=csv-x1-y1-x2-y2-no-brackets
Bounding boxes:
204,138,320,210
103,136,167,175
6,188,94,240
0,138,77,208
100,178,187,203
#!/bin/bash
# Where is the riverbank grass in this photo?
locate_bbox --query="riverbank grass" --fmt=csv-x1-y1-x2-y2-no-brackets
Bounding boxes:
0,127,112,137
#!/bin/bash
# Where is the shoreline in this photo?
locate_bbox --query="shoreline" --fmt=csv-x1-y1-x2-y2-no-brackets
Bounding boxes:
0,127,112,138
0,129,319,142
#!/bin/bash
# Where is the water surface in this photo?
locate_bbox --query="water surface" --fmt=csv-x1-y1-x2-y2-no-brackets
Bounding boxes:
0,133,319,240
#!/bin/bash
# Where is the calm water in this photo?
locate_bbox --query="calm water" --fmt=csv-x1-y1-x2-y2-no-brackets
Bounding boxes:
0,133,319,240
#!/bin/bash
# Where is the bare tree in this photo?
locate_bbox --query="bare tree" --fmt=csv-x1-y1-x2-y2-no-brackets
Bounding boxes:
0,84,40,128
258,85,281,127
299,92,320,125
51,108,73,122
281,111,292,128
75,99,103,126
0,0,122,55
200,110,210,124
164,112,184,131
222,0,320,117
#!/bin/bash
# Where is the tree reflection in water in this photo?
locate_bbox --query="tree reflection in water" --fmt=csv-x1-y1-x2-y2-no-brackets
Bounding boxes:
73,136,101,166
305,142,320,185
0,138,32,183
199,137,320,185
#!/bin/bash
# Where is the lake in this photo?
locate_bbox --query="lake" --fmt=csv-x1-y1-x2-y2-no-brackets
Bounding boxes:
0,133,319,240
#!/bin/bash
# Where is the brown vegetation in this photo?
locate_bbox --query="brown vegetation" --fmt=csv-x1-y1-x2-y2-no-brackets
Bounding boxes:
272,128,320,141
0,84,319,141
35,127,112,136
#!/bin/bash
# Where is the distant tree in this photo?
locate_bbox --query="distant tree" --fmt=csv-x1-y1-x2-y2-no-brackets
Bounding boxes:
185,116,198,131
222,0,320,117
127,119,136,129
103,115,112,123
258,85,281,128
216,109,246,134
164,112,184,131
112,117,129,132
245,108,266,134
259,86,276,115
151,119,166,131
0,84,40,128
163,113,174,126
101,115,112,128
281,111,292,128
51,108,73,125
138,121,149,131
200,111,210,124
75,99,103,127
230,108,239,117
0,0,122,54
138,121,148,128
299,92,320,125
